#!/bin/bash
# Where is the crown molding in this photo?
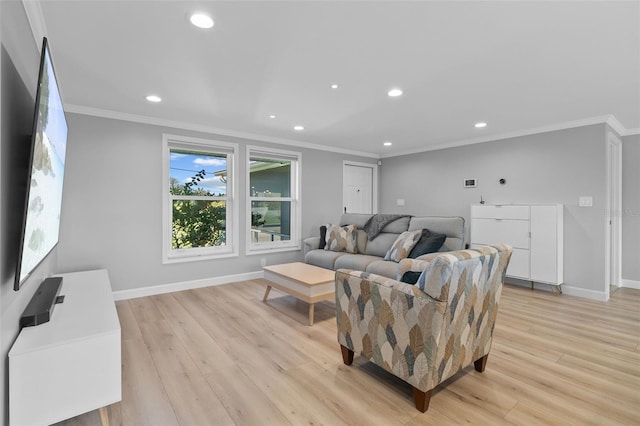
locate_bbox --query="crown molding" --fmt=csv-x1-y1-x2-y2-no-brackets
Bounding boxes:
64,104,380,159
605,115,627,136
64,102,634,158
381,115,622,158
22,0,47,50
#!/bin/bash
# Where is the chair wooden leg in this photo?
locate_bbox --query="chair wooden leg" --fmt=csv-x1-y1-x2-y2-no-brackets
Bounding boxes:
340,344,354,366
474,354,489,372
413,387,432,412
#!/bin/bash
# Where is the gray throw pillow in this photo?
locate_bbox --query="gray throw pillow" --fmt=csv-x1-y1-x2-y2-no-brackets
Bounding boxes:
409,229,446,258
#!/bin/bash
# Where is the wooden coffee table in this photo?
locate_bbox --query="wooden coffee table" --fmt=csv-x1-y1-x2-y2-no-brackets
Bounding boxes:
262,262,335,325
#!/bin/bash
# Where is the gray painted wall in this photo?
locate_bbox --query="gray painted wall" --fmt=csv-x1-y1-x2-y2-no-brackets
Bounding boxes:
379,125,608,293
0,2,60,424
57,113,376,292
621,134,640,282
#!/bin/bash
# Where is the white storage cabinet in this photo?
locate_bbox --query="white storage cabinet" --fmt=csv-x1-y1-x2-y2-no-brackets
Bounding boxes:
470,204,563,290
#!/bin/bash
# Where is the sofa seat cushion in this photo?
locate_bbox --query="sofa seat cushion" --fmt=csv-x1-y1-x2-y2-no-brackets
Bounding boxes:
365,260,399,278
305,249,347,270
334,254,382,272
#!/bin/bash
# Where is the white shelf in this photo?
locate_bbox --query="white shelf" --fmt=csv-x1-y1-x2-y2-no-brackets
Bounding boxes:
9,269,121,425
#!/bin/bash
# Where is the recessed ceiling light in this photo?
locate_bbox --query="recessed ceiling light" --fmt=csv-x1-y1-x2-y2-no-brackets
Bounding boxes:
383,141,392,146
190,13,214,29
331,84,339,89
475,122,487,128
293,125,304,131
269,115,276,119
387,88,403,97
145,95,162,103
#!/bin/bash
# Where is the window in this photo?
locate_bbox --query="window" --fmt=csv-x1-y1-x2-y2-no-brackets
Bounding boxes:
246,146,301,253
162,135,238,263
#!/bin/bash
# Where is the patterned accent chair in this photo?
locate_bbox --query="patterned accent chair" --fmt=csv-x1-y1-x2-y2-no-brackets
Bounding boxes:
335,244,512,412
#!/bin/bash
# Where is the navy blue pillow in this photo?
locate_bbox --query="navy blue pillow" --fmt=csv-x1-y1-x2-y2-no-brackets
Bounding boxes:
408,229,446,258
400,271,422,284
319,225,327,249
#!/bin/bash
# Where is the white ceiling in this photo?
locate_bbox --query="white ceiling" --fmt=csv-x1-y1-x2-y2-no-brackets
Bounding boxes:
37,0,639,157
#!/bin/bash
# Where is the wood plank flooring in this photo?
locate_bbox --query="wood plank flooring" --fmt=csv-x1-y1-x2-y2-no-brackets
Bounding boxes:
57,281,640,425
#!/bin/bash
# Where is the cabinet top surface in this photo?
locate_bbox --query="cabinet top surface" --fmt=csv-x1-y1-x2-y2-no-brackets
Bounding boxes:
471,203,563,207
9,269,120,356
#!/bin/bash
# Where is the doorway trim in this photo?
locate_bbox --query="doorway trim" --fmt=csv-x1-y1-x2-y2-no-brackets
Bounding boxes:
343,161,379,214
605,131,622,299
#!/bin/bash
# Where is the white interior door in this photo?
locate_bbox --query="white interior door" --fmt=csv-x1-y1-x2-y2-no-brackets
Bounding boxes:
343,163,375,214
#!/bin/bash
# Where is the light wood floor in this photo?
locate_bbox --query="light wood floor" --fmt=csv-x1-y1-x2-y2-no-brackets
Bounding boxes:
58,280,640,426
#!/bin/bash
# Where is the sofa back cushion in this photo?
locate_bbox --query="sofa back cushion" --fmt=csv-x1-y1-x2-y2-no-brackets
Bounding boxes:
339,213,373,228
408,216,465,251
355,230,368,254
379,216,411,234
363,233,399,257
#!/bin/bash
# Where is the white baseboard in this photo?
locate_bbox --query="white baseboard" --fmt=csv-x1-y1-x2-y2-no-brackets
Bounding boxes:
112,271,264,301
620,279,640,290
561,285,608,301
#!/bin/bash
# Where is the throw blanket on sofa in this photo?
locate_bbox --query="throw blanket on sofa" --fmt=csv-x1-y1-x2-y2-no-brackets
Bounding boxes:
363,214,411,240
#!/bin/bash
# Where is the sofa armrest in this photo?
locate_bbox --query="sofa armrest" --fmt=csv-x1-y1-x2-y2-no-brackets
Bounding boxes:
396,254,438,281
303,236,321,254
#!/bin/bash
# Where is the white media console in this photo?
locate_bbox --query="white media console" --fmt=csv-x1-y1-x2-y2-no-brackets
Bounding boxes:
9,269,121,426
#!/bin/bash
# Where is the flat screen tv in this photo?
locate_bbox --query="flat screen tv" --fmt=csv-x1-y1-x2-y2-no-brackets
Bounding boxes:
14,37,68,291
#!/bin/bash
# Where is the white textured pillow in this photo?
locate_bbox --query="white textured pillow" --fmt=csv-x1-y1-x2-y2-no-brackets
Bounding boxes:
325,224,357,253
384,229,423,262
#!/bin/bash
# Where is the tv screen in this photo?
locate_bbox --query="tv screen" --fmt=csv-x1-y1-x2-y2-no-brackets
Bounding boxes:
14,38,68,290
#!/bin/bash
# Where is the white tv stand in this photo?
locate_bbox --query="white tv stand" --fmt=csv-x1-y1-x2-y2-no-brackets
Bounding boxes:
9,269,121,426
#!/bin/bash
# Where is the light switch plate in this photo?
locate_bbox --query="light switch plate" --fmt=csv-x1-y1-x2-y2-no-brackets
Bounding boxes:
579,196,593,207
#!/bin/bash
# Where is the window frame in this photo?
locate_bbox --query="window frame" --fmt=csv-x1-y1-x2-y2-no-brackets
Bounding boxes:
162,134,239,263
245,145,301,255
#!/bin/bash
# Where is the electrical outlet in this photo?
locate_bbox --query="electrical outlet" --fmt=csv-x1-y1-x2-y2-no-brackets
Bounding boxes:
579,196,593,207
397,199,405,206
260,258,267,267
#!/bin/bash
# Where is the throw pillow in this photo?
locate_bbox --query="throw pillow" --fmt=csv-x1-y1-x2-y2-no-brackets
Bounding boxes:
319,225,327,250
400,271,422,285
324,224,357,253
409,229,446,258
384,229,423,262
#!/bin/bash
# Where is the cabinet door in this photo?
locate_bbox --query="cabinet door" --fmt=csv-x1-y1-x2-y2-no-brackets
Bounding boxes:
530,205,560,284
471,218,530,249
507,248,531,279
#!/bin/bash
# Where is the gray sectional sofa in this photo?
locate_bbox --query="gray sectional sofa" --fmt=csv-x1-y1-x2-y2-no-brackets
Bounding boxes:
303,213,465,279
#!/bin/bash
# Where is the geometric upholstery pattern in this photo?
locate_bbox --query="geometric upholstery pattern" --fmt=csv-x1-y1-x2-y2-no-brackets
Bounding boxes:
335,244,512,406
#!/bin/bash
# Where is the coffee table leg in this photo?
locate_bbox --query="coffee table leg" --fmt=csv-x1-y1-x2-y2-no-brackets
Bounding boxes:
308,303,315,326
263,285,272,302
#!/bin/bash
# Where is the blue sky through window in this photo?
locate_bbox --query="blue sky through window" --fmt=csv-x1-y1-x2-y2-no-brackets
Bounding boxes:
170,150,227,195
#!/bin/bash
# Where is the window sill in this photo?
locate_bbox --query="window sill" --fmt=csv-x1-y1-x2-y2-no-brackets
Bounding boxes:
245,244,301,256
163,251,238,264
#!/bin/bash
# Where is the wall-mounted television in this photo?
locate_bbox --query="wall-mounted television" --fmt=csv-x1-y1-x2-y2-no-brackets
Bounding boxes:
14,37,68,291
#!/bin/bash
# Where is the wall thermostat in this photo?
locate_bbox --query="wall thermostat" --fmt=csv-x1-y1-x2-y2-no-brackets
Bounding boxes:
464,178,477,188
